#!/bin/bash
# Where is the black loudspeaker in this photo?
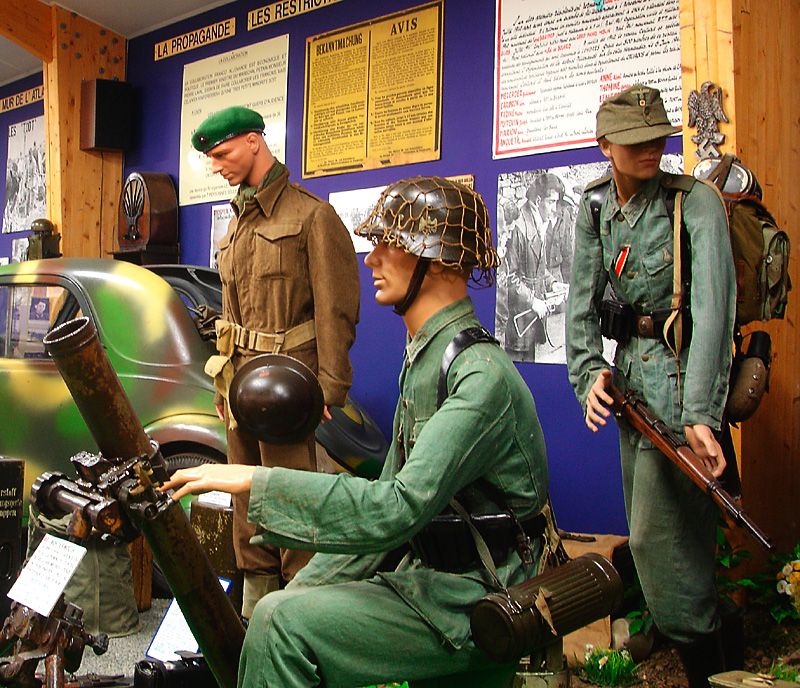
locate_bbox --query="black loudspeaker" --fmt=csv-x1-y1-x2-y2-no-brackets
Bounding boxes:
80,78,134,152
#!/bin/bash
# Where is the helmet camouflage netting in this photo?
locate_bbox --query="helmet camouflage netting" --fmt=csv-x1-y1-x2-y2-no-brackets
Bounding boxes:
355,176,499,286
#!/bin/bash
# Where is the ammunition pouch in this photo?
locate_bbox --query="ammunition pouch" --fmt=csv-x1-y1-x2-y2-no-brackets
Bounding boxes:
411,512,547,573
600,298,692,351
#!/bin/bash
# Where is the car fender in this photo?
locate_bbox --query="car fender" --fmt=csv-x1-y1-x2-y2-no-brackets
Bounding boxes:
144,413,227,459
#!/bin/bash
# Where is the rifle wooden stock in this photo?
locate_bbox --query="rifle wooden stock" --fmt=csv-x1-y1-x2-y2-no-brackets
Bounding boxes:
607,383,774,551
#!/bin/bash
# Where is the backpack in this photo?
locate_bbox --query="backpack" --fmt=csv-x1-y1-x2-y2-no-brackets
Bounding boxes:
698,154,791,324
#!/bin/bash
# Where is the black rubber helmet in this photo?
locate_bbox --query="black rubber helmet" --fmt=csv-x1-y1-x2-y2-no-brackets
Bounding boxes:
229,354,324,444
354,176,499,286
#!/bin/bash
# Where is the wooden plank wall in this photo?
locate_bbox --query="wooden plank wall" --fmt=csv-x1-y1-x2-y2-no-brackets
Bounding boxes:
680,0,799,559
733,0,800,555
1,0,126,258
45,6,126,258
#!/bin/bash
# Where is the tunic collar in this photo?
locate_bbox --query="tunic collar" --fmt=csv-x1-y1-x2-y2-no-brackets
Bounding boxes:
231,162,288,217
605,171,663,229
404,297,474,365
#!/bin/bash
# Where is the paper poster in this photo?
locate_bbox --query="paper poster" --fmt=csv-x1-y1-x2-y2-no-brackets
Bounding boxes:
8,534,87,616
495,155,682,364
493,0,682,158
328,185,387,253
180,35,289,206
303,1,443,178
146,577,232,661
3,116,47,233
210,203,235,268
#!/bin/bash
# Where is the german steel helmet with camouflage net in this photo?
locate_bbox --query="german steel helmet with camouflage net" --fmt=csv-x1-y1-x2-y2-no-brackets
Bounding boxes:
355,176,499,282
229,354,324,444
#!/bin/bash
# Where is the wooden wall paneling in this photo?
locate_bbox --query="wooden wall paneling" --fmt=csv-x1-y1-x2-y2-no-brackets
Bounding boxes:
734,0,800,555
45,6,126,258
1,1,125,258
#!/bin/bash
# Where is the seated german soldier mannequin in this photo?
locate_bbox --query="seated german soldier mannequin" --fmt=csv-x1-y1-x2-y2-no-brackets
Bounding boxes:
163,177,557,687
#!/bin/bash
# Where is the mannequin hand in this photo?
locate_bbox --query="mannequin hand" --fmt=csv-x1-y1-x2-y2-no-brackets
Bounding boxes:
585,369,613,432
684,424,726,478
161,464,257,501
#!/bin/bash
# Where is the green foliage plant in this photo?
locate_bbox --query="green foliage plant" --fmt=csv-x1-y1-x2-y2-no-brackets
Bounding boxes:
579,645,639,687
770,660,800,683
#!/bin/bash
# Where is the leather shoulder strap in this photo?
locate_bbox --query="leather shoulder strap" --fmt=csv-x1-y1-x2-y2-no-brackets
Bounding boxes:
661,173,697,193
437,326,498,409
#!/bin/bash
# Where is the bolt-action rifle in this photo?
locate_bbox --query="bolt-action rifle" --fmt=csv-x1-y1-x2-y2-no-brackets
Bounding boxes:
607,383,773,551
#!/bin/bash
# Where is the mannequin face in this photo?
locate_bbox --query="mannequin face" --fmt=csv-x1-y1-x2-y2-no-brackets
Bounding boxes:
599,137,667,186
364,240,418,307
206,133,261,186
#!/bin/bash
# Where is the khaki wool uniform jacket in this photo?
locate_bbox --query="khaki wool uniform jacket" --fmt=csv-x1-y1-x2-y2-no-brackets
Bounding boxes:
216,165,359,578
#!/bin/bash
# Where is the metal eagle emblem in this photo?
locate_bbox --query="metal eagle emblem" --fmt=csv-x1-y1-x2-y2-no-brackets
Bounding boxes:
687,81,729,159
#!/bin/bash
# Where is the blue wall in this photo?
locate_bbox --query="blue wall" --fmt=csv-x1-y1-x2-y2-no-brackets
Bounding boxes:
124,0,634,535
0,72,45,253
0,0,671,534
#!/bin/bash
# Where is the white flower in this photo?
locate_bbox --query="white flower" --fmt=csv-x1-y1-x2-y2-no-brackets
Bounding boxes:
783,563,794,576
777,580,788,594
787,583,795,595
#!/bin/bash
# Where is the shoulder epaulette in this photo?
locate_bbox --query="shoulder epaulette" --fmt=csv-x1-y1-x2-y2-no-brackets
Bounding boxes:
289,182,325,204
660,173,696,193
584,175,612,192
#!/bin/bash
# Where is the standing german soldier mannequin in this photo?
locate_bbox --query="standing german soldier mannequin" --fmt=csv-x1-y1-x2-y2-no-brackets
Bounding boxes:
191,106,360,617
566,85,736,687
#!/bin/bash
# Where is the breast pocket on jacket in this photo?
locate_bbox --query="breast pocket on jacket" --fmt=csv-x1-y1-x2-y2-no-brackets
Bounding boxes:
217,233,234,286
254,222,303,277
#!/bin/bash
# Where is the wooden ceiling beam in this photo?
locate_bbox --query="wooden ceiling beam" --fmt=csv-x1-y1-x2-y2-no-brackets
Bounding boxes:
1,0,53,61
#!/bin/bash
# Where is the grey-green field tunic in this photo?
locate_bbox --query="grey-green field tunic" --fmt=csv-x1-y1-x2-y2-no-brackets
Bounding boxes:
239,297,550,687
566,171,736,642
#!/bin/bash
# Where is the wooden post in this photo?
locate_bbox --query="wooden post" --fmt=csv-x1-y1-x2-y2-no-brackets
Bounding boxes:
680,0,800,557
2,0,126,258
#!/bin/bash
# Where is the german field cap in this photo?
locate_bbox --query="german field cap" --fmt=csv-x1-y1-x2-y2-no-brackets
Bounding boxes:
191,106,264,153
596,84,680,145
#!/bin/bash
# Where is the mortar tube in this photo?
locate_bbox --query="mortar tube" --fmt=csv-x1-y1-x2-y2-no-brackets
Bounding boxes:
43,317,245,688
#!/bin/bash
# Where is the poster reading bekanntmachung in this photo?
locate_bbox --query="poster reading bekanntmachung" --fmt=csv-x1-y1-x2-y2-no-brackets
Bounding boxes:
303,1,443,178
2,116,46,234
495,155,682,365
493,0,682,159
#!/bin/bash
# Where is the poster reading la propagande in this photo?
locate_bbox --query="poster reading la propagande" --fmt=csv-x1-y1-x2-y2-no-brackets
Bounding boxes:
303,1,443,178
3,116,46,233
179,35,289,205
493,0,682,159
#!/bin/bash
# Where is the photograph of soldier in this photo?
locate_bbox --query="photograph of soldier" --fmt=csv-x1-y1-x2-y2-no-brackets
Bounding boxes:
495,157,681,364
2,117,47,234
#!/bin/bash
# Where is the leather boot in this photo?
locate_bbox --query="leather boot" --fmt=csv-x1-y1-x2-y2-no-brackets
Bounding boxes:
676,630,726,688
241,572,280,619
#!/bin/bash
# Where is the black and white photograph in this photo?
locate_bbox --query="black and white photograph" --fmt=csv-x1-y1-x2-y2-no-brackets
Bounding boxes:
2,116,46,234
495,155,682,364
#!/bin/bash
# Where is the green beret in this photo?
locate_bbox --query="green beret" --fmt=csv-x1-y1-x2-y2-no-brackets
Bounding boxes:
191,106,265,153
596,84,680,145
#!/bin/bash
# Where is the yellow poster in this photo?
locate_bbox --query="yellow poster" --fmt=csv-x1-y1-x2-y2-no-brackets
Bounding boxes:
303,1,443,178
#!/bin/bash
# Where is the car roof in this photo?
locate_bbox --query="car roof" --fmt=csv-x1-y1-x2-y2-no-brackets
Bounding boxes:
0,257,213,367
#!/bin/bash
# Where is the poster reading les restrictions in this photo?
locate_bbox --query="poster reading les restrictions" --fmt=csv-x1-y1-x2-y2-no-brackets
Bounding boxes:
303,1,443,178
493,0,682,159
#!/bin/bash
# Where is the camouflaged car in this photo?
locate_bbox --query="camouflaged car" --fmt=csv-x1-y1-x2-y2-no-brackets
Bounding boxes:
0,258,386,506
0,258,228,503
